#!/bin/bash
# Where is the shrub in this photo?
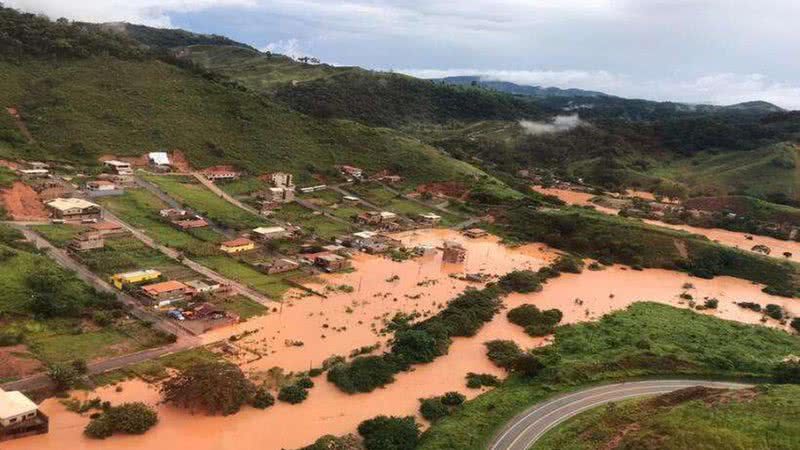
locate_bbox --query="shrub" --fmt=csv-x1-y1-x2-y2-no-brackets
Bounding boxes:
0,330,23,347
71,359,88,375
498,270,542,293
296,377,315,389
84,402,158,439
704,298,719,309
419,397,449,422
507,304,563,337
327,355,398,394
765,304,785,320
485,340,523,370
391,329,442,367
48,363,78,391
250,388,275,409
737,302,761,312
773,361,800,383
299,434,364,450
552,255,584,274
513,354,545,377
466,372,499,389
278,385,309,404
161,362,254,415
792,318,800,333
357,416,420,450
92,311,113,327
440,391,466,406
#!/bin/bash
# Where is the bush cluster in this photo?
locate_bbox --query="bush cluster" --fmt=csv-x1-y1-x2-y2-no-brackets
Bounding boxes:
507,304,564,336
357,415,420,450
465,372,499,389
84,402,158,439
161,362,254,415
419,391,466,422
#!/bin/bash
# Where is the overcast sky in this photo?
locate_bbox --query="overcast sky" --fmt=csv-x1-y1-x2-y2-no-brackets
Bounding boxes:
7,0,800,109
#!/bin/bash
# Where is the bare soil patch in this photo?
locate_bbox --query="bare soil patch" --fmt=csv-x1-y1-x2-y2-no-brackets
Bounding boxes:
1,181,48,220
170,150,191,172
0,345,43,380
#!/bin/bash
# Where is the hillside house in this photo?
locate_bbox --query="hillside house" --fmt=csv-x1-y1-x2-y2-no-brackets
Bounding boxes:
252,226,289,241
90,221,127,237
202,166,241,181
17,169,49,179
159,208,187,219
338,165,364,180
299,185,327,193
111,269,162,289
46,198,102,223
442,240,467,263
173,217,208,230
271,172,294,188
220,238,256,254
264,187,295,203
418,212,442,225
32,178,76,202
86,180,116,192
142,280,193,305
69,232,104,252
104,160,133,175
315,254,351,272
185,279,222,294
148,152,171,170
464,228,488,239
0,389,48,442
263,258,300,274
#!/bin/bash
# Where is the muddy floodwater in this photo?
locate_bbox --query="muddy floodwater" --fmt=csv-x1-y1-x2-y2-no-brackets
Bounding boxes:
532,185,800,263
10,229,798,450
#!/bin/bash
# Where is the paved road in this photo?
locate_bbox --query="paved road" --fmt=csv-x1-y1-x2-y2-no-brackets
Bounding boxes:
489,380,751,450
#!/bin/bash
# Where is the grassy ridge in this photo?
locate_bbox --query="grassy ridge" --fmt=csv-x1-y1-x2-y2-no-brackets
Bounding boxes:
532,385,800,450
418,303,800,450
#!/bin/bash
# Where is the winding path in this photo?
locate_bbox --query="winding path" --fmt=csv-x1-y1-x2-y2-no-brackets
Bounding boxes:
488,379,750,450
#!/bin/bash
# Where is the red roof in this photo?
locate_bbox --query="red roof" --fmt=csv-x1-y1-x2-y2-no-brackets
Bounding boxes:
90,221,122,231
221,238,254,248
142,280,189,295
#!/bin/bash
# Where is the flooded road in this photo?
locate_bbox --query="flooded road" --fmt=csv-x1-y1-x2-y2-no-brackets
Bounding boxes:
532,185,800,263
9,229,798,450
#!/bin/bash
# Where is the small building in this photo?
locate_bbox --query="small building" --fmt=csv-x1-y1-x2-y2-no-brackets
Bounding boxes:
173,217,208,230
265,187,295,203
142,280,193,305
442,240,467,263
252,226,289,241
111,269,162,290
191,303,226,321
86,180,116,192
220,238,256,254
464,228,488,239
338,165,364,180
315,254,351,272
271,172,294,188
69,232,105,252
104,160,133,175
264,258,300,274
343,195,360,204
299,185,327,194
0,389,48,442
27,161,49,170
159,208,187,219
90,221,127,237
17,169,49,179
414,244,437,256
418,212,442,225
202,166,241,181
185,279,222,294
148,152,171,167
46,198,102,223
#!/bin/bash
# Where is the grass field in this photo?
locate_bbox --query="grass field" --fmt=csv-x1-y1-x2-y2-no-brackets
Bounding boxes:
348,182,462,224
418,302,800,450
532,384,800,450
195,255,291,299
77,236,196,279
143,175,266,230
89,347,222,386
217,176,268,197
30,224,87,248
213,294,268,320
271,203,352,240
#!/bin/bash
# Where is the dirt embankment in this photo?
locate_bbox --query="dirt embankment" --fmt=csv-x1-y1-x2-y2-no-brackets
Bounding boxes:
415,181,469,199
170,150,191,172
6,107,34,143
0,345,43,380
1,181,48,220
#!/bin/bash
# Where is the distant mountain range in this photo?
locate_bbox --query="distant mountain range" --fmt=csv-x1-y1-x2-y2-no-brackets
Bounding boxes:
433,76,609,98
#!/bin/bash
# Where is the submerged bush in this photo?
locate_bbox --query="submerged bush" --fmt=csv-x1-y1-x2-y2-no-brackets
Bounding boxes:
466,372,499,389
507,304,564,337
278,385,309,404
84,402,158,439
485,340,523,370
358,415,420,450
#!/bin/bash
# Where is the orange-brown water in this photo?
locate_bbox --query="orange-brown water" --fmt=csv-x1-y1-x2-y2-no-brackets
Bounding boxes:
9,230,798,450
532,186,800,263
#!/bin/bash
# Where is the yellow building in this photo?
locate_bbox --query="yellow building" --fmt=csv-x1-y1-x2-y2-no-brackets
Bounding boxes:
110,269,162,289
220,238,256,254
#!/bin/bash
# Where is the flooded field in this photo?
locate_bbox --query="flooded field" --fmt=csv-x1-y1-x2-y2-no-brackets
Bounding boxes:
532,185,800,263
9,229,798,450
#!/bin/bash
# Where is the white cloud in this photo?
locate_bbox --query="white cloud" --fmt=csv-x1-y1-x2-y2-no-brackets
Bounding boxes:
519,115,586,136
261,38,305,59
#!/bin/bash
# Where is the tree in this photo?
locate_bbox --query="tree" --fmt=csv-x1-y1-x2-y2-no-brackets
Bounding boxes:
485,340,523,370
791,318,800,333
440,391,466,406
250,387,275,409
498,270,542,293
419,397,449,422
278,385,308,404
513,354,545,377
48,363,77,391
26,266,82,318
357,416,420,450
85,402,158,439
161,362,254,415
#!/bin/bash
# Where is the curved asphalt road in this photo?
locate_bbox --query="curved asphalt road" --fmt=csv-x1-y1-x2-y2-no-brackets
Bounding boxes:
489,380,751,450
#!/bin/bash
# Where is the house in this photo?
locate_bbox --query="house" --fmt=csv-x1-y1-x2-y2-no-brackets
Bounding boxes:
104,160,133,175
142,280,193,305
86,180,116,191
265,187,295,203
90,221,127,237
418,212,442,225
185,279,222,294
299,185,327,193
190,303,226,321
220,238,256,254
263,258,300,274
69,232,104,252
111,269,162,289
442,240,467,263
46,198,102,223
338,165,364,180
271,172,294,188
97,173,135,188
322,244,349,255
0,389,48,442
464,228,488,239
17,169,49,179
343,195,360,204
173,217,208,230
148,152,171,168
27,161,48,170
159,208,187,219
315,254,351,272
356,212,383,225
202,165,241,181
252,226,289,241
31,178,75,201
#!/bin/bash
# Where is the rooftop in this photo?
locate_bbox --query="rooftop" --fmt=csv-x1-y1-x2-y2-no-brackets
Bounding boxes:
104,160,131,167
253,226,287,234
353,231,377,239
115,269,161,279
142,280,189,295
148,152,170,165
222,238,255,248
0,389,37,420
46,198,100,211
90,221,122,231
